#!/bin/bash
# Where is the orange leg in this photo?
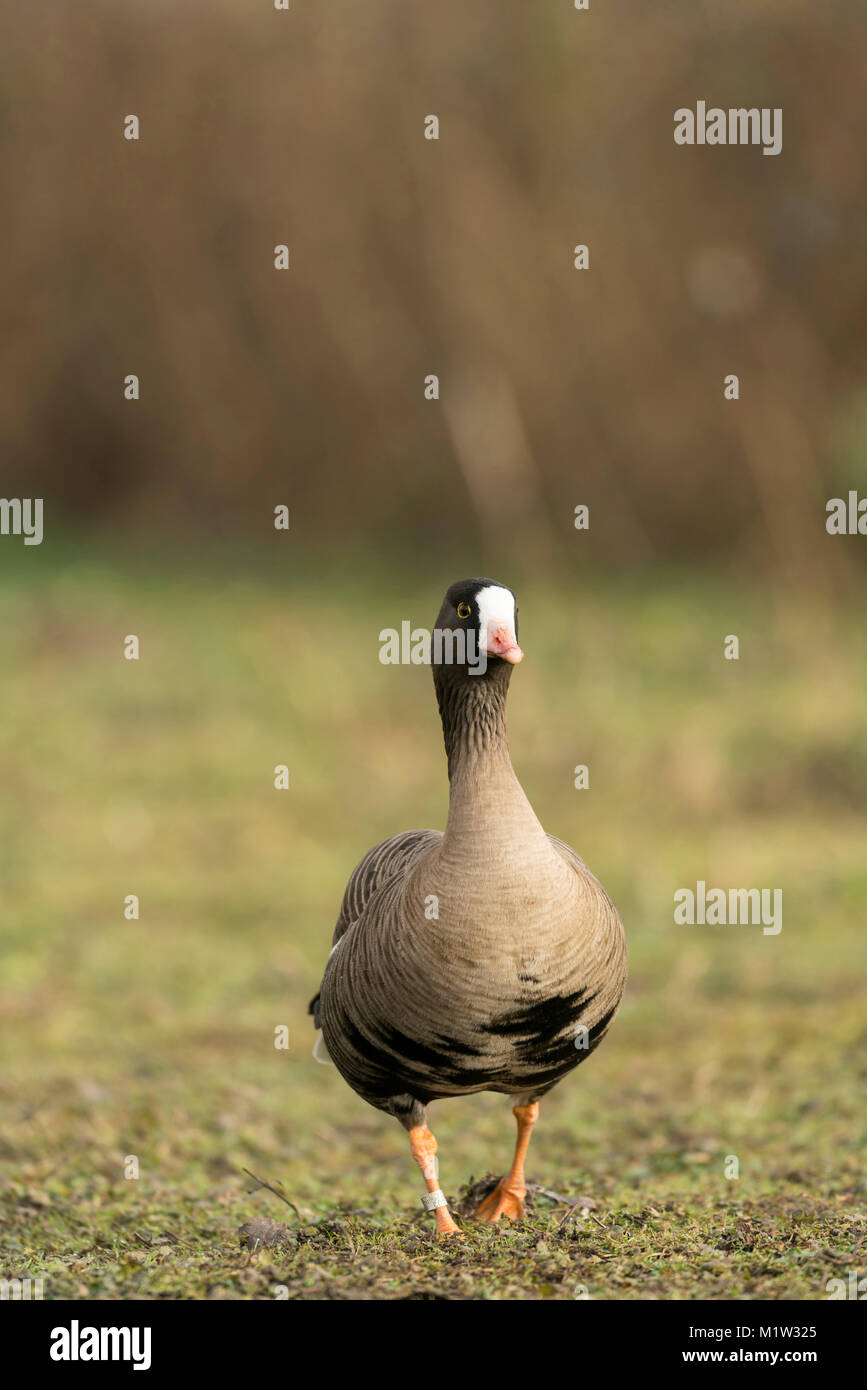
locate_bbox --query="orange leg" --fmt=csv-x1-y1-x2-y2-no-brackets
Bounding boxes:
474,1101,539,1221
408,1125,462,1238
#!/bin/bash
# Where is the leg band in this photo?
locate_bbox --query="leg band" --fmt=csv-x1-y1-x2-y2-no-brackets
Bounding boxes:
421,1188,447,1211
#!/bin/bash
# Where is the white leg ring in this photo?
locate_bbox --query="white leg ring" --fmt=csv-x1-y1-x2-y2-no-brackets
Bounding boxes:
421,1188,447,1211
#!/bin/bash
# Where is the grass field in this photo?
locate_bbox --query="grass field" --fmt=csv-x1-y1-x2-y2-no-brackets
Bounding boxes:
1,547,865,1299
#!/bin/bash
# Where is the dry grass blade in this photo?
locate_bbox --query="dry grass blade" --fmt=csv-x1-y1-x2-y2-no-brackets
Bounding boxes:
242,1167,300,1219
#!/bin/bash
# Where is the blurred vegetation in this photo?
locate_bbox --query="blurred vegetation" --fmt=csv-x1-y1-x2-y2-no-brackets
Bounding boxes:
0,551,864,1297
0,1,865,579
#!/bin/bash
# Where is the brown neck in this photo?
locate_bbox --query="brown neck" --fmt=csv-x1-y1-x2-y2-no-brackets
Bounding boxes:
434,662,512,783
433,661,555,877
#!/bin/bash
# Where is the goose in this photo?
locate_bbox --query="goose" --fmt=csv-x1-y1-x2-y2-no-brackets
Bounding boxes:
309,579,627,1236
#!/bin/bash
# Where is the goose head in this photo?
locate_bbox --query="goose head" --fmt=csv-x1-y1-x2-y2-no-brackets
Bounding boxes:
432,579,523,775
433,578,523,677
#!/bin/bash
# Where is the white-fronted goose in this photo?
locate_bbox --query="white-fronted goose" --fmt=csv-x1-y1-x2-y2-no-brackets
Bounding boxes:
310,579,627,1235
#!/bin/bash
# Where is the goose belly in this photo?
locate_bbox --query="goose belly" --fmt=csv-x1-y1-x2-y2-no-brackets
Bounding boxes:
320,916,625,1105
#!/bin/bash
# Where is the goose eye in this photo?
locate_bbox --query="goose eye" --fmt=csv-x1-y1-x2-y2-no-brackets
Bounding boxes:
457,601,472,619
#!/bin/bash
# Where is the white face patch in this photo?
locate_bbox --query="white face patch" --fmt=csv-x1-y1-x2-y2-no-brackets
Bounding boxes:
473,585,517,647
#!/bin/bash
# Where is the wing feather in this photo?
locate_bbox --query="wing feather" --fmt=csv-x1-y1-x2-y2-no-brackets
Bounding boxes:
308,829,441,1026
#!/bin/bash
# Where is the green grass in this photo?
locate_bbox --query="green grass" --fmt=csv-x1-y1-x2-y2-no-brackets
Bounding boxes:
1,548,865,1299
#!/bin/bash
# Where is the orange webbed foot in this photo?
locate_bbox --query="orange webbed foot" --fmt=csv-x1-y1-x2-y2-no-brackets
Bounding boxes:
436,1222,466,1240
474,1178,527,1222
473,1100,539,1221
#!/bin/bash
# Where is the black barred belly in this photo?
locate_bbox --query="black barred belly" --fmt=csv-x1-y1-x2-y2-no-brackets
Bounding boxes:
320,981,619,1108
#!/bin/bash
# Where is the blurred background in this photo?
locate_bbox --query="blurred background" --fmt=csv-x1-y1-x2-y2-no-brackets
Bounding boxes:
0,0,865,1296
1,0,866,576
